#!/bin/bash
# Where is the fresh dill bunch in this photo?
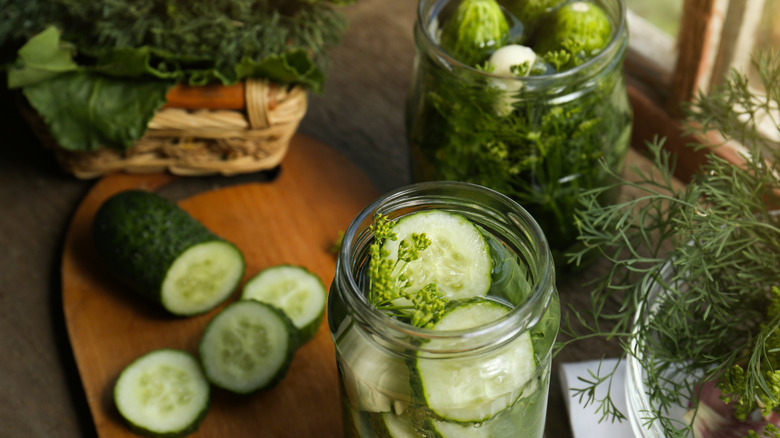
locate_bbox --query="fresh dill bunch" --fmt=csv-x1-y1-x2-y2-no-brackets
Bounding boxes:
561,50,780,436
367,214,448,328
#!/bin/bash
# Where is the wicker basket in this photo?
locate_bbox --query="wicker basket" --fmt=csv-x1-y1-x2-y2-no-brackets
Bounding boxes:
29,79,307,179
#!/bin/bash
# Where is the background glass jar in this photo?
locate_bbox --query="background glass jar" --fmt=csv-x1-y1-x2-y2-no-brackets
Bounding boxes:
406,0,632,267
328,181,560,438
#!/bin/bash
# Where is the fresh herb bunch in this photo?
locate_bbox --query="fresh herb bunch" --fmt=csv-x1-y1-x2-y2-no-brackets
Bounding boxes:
562,50,780,437
0,0,354,152
367,215,449,328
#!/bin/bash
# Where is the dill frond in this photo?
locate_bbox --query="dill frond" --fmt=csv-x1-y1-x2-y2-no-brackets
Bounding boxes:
563,49,780,435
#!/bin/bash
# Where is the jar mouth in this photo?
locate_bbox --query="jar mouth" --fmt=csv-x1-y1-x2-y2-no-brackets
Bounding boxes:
416,0,628,83
335,181,555,354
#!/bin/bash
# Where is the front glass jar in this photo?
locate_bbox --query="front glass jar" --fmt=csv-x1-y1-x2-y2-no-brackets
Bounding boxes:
328,181,560,437
406,0,632,265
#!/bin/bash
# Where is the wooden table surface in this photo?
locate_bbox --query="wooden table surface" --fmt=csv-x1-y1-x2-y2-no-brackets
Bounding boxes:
0,1,650,436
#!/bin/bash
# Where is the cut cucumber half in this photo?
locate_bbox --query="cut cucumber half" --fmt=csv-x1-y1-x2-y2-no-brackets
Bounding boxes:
92,190,245,316
242,265,326,345
199,300,297,394
114,349,209,438
335,322,411,414
381,210,492,300
414,298,536,423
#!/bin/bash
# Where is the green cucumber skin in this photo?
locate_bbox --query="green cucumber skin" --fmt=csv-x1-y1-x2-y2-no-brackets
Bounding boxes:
92,190,244,314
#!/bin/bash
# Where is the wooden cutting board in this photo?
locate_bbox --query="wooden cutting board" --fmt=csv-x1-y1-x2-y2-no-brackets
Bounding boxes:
61,135,380,437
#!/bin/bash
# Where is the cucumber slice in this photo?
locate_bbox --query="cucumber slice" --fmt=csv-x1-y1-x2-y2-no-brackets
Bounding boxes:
381,210,492,300
242,265,326,345
414,298,536,423
369,412,417,438
199,300,297,394
432,419,492,438
335,322,411,414
347,408,379,438
162,241,245,316
92,190,245,316
114,349,209,438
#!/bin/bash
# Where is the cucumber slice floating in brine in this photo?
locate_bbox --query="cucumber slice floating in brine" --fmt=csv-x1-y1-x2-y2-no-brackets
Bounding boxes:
335,322,411,414
381,210,492,301
114,349,210,438
369,412,418,437
432,418,492,437
414,298,536,423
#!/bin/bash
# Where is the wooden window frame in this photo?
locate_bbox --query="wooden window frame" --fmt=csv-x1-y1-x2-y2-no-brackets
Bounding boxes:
624,0,768,182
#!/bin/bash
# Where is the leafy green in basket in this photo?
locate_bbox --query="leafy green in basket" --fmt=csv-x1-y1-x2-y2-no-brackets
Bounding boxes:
1,0,355,152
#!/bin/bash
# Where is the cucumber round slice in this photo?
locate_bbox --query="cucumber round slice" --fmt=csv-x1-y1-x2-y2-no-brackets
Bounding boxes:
242,265,326,345
199,300,297,394
381,210,492,300
114,349,209,438
162,241,245,316
414,299,536,423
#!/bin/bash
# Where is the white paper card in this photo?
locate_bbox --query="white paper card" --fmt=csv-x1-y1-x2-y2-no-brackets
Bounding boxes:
559,358,635,438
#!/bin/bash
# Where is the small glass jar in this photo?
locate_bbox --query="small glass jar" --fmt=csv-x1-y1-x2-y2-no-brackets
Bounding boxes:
625,265,699,437
625,290,696,438
328,181,560,438
406,0,632,265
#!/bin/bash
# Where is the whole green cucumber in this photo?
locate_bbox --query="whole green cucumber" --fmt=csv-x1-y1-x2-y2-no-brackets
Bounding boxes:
92,190,245,316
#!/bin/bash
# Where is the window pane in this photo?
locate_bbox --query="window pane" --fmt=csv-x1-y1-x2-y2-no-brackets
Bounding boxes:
625,0,683,37
748,0,780,90
747,0,780,143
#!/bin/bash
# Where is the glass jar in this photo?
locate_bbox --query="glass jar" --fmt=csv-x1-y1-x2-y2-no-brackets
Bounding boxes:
328,181,560,438
624,264,698,437
406,0,632,266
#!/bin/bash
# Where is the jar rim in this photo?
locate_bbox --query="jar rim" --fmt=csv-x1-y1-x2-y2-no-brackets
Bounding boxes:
415,0,628,83
335,181,555,354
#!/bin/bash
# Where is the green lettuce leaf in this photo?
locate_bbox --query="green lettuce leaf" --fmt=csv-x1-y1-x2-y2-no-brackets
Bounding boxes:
92,46,184,80
234,49,326,93
23,71,173,151
7,26,78,88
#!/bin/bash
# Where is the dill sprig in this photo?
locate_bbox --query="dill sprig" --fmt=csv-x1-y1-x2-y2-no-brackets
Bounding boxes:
561,50,780,437
368,214,448,328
